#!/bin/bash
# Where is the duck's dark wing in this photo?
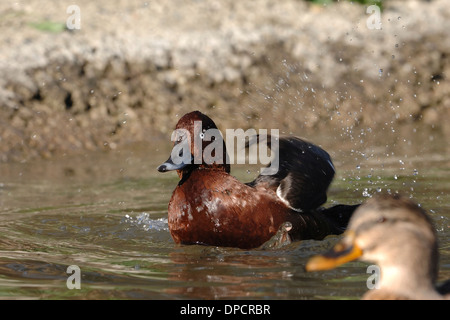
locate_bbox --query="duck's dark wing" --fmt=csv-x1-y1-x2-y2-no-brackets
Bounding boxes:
246,135,335,212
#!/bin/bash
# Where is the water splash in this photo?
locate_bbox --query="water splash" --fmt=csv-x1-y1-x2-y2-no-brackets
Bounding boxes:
123,212,169,232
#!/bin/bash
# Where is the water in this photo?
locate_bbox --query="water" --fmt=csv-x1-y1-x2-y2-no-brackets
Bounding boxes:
0,130,449,300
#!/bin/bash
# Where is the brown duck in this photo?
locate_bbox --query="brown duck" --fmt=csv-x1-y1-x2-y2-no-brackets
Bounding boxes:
157,111,359,249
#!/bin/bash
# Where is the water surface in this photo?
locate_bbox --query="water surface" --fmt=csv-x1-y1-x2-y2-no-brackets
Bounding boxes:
0,128,449,300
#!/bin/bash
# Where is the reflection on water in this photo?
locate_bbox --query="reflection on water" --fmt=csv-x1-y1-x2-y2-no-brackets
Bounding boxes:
0,127,449,300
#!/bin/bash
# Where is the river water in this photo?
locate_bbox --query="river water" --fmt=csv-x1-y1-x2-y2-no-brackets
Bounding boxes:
0,125,449,299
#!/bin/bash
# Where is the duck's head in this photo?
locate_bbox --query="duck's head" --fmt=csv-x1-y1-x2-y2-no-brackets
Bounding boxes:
157,111,230,178
306,193,439,291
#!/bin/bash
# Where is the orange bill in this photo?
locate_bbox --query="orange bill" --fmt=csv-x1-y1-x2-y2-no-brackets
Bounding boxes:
305,238,363,272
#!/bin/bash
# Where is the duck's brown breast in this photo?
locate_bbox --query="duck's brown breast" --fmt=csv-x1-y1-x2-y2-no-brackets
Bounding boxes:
168,170,289,248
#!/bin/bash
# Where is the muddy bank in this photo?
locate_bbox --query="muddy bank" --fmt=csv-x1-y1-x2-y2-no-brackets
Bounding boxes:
0,0,449,162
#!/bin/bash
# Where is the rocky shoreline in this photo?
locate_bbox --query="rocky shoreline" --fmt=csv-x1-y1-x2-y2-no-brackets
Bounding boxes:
1,0,449,162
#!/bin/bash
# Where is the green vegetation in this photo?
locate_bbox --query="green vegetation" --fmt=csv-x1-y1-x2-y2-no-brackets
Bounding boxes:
29,21,66,33
306,0,383,9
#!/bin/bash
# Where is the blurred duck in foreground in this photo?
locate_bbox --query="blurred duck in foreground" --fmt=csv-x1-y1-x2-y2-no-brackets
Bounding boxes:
306,193,450,300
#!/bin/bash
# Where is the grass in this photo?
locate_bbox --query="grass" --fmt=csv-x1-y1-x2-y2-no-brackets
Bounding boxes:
29,21,66,33
307,0,383,9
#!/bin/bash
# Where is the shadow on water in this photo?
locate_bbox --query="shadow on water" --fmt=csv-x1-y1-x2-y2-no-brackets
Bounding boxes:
0,126,449,299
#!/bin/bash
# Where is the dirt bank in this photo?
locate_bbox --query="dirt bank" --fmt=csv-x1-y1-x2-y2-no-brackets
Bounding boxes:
0,0,449,161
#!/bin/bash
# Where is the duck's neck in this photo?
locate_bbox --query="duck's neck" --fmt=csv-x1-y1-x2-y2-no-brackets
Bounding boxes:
373,239,441,300
177,163,230,183
378,264,441,299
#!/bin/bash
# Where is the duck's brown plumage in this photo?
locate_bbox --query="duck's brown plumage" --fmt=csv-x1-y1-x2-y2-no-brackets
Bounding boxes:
158,111,359,249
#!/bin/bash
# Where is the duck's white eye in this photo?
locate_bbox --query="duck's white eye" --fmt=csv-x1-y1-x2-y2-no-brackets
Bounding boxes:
199,132,205,139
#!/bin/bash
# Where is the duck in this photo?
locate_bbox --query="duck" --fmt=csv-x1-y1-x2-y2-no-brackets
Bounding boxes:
306,193,450,300
157,110,359,249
